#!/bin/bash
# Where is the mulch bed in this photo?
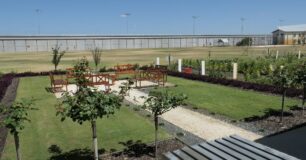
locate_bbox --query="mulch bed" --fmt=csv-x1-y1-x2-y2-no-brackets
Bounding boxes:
0,78,19,158
100,138,184,160
247,107,306,136
168,71,303,98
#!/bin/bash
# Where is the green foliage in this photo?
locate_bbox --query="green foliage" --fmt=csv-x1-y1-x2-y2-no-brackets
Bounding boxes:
293,62,306,87
91,48,103,71
236,37,252,46
57,88,122,124
57,58,125,124
143,90,187,116
271,66,293,89
0,99,35,134
51,46,65,71
73,57,90,87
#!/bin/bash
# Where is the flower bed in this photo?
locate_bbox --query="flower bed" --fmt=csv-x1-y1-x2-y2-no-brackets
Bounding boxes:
168,71,303,98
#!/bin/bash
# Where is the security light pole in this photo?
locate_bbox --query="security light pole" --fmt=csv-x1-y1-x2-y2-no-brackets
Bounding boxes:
121,13,131,34
279,19,284,27
192,16,199,35
35,9,41,35
240,17,245,35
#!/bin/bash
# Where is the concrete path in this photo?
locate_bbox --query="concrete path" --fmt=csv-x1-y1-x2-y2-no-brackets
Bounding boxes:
56,80,262,141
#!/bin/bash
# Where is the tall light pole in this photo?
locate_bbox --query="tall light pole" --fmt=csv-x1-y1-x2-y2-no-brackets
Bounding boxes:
279,19,284,27
192,16,199,35
240,17,245,35
121,13,131,34
35,9,42,35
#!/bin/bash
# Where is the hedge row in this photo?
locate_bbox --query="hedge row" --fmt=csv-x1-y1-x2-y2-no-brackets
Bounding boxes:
167,71,303,98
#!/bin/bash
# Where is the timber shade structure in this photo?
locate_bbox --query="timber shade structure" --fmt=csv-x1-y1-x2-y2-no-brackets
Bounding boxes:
164,135,299,160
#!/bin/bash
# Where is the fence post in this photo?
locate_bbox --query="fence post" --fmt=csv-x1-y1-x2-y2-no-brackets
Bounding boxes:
156,57,160,65
298,50,301,59
233,63,238,80
276,50,279,59
201,61,205,76
178,59,182,72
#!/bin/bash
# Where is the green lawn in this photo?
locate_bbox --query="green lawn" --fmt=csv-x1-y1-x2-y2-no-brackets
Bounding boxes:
1,76,169,160
161,77,299,120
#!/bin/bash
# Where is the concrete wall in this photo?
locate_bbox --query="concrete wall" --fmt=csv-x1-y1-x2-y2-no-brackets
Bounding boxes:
0,35,272,53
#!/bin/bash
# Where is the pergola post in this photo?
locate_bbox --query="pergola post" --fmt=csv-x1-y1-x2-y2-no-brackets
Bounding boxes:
201,61,205,76
156,57,160,65
233,63,238,80
178,59,182,72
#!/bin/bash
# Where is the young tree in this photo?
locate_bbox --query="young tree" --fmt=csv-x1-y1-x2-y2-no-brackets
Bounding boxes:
293,62,306,113
91,48,103,72
142,90,187,158
56,58,128,160
0,99,35,160
51,45,65,71
271,66,293,122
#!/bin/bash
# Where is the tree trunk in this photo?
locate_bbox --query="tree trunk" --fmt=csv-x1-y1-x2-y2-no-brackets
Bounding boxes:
154,115,158,158
54,65,57,72
280,89,286,123
95,65,98,73
14,133,21,160
302,85,306,115
91,121,99,160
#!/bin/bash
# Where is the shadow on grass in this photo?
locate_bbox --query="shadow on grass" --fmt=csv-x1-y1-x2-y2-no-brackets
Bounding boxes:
48,140,153,160
117,140,154,158
244,107,295,122
48,145,106,160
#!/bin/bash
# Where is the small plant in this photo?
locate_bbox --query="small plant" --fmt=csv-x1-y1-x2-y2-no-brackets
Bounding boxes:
176,132,185,137
236,37,252,46
51,45,65,71
142,90,187,158
293,62,306,113
0,99,35,160
91,48,103,72
271,66,293,122
158,122,165,126
57,58,129,160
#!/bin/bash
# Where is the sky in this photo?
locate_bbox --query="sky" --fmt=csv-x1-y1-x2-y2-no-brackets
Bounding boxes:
0,0,306,35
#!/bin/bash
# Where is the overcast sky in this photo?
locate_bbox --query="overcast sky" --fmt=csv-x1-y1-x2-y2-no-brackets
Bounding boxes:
0,0,305,35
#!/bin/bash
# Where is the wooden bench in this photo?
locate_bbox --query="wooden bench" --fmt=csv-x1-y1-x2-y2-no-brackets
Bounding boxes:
66,67,92,83
134,69,167,88
79,73,116,91
114,64,136,76
49,73,68,92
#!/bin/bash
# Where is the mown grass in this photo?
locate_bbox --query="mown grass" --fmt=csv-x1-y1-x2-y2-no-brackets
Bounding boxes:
1,46,305,73
1,76,169,160
159,76,299,120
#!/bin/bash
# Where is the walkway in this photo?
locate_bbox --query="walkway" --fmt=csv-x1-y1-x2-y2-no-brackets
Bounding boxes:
56,80,262,141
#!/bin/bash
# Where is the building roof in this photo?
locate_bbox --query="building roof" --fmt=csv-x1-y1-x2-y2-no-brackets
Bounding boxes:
164,135,300,160
274,24,306,32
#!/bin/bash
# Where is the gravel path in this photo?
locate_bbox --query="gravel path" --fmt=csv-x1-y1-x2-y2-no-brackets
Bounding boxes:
56,80,262,141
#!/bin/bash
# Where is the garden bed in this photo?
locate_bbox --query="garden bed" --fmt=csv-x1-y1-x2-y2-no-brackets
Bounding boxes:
247,107,306,135
168,71,303,98
0,78,19,158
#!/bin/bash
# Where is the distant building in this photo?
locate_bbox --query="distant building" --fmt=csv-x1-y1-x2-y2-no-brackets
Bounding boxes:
272,24,306,45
